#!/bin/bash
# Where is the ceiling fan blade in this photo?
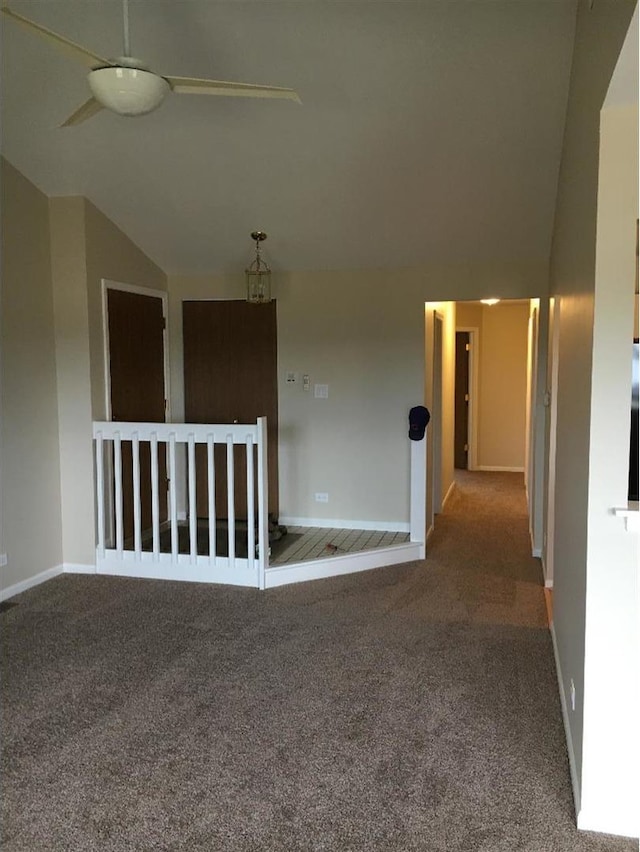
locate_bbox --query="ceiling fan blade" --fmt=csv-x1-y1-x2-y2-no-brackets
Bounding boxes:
165,75,301,103
1,7,109,68
60,97,105,127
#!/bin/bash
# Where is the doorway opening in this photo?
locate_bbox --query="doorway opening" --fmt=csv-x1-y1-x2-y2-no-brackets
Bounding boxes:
425,297,546,562
453,328,479,471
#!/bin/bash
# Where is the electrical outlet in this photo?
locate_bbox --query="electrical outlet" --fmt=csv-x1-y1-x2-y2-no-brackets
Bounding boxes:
0,554,7,568
286,371,298,384
570,679,576,712
314,492,329,503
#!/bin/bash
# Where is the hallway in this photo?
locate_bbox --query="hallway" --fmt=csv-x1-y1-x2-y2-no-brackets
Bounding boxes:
1,473,634,851
428,470,547,629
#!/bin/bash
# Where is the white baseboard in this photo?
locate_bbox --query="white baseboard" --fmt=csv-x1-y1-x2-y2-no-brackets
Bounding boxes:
529,525,543,559
0,565,63,602
96,549,260,588
279,516,410,533
476,465,525,473
442,481,456,509
63,563,97,574
541,553,554,587
550,623,581,821
265,541,423,589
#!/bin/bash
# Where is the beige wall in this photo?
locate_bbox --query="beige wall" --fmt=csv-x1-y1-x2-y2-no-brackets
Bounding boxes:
477,302,529,469
49,195,167,568
455,301,483,329
49,197,93,569
0,159,63,590
456,300,529,471
547,0,636,831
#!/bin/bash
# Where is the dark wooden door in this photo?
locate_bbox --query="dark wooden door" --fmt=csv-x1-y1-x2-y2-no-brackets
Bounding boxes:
183,300,279,520
454,331,470,470
107,288,167,540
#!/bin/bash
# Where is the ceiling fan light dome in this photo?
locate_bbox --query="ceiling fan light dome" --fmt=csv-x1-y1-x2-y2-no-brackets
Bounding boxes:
88,67,169,116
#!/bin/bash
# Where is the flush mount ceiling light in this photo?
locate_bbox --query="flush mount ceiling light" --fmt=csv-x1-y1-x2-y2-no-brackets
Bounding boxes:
246,232,272,304
89,63,170,116
481,299,500,306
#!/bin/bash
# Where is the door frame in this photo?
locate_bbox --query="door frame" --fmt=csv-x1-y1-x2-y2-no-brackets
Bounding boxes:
455,326,479,471
432,312,444,515
544,297,560,586
101,279,171,546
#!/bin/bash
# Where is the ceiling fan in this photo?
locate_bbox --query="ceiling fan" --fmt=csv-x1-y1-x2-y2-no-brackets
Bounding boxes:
2,0,301,127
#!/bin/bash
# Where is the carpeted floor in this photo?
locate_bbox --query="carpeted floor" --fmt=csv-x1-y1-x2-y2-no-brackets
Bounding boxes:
1,472,635,851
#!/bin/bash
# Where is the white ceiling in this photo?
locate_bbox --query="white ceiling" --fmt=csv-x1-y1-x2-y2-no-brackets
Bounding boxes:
1,1,578,275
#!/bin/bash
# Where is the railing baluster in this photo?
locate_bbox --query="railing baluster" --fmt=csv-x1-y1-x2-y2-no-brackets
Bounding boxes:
257,417,269,589
188,432,197,563
114,432,123,557
132,432,142,558
150,432,160,559
246,434,255,574
227,434,235,567
169,431,178,561
95,431,105,558
207,434,216,566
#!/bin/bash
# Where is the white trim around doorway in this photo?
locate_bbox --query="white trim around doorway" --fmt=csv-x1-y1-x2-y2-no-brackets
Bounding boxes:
456,326,479,471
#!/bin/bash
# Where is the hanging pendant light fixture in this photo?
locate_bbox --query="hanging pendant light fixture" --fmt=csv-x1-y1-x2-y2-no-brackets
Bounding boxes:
246,231,272,304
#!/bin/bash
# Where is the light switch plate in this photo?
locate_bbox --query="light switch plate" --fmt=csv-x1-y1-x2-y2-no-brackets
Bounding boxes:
314,383,329,399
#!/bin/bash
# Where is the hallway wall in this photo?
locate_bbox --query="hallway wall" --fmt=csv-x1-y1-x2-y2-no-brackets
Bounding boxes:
547,0,637,836
580,80,639,835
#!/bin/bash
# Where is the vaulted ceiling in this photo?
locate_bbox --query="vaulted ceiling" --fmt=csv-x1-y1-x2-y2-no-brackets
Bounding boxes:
1,1,577,275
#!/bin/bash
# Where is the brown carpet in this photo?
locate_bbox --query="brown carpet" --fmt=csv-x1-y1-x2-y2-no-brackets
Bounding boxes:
1,471,634,851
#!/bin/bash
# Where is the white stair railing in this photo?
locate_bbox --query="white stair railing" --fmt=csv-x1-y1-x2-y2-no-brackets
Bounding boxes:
92,418,269,588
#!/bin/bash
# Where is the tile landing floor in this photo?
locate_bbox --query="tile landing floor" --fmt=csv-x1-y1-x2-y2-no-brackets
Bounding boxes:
270,526,410,566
